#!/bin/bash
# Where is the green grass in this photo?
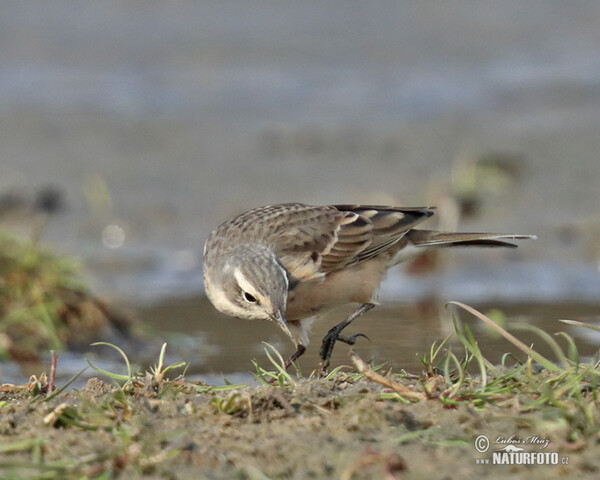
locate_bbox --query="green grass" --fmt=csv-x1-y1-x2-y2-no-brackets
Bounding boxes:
0,232,125,362
248,302,600,441
86,342,188,392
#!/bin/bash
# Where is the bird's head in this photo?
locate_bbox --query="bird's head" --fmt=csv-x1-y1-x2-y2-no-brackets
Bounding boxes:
204,243,291,337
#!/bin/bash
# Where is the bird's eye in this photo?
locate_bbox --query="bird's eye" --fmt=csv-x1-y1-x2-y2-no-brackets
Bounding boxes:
243,292,258,303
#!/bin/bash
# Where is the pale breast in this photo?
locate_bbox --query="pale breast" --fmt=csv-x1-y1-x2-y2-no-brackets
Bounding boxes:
285,257,388,320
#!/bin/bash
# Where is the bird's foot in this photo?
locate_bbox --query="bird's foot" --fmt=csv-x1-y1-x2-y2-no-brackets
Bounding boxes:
318,302,375,372
319,326,370,372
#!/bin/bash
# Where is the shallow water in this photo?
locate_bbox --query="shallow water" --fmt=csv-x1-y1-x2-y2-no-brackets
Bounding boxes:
3,290,598,389
136,296,600,377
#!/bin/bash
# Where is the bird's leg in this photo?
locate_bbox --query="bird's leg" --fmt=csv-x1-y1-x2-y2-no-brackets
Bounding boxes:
284,344,306,370
319,303,375,370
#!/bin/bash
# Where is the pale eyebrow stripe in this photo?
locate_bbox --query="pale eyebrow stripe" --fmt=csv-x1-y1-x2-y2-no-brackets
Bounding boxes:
233,267,258,296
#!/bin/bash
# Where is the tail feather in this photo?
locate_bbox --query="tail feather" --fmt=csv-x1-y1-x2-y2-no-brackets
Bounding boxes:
407,230,536,249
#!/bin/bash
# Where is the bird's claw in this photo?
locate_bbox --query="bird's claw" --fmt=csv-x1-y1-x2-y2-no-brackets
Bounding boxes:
318,303,376,373
336,333,370,345
319,330,370,373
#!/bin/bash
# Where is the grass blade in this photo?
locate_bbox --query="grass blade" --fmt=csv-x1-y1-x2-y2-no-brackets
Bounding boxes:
510,323,571,369
559,319,600,333
87,342,133,383
554,331,580,366
448,301,560,372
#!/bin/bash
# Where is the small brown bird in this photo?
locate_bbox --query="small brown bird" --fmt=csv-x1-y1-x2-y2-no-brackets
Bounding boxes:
203,203,534,368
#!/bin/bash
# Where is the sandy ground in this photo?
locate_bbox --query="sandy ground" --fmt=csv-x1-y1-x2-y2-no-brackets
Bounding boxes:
1,372,599,480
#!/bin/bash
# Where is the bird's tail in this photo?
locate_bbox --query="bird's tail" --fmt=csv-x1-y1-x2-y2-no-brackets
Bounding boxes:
406,230,536,249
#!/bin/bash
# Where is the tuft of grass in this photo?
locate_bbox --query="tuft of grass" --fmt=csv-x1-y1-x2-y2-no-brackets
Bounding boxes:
448,301,562,372
341,301,600,439
87,341,187,394
252,342,297,387
149,341,188,384
0,232,130,362
210,391,253,417
415,302,600,437
419,332,453,377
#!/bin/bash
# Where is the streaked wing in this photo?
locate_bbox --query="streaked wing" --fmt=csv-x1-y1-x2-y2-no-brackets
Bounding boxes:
334,205,435,264
276,204,435,281
266,204,349,282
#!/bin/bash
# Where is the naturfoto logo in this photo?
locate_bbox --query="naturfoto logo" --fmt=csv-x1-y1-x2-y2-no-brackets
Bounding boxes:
474,434,568,466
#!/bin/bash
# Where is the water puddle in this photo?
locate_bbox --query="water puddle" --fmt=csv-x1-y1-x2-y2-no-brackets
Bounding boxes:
2,294,598,390
137,296,600,378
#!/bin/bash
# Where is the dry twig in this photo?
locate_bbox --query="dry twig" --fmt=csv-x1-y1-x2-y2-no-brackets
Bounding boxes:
349,350,426,402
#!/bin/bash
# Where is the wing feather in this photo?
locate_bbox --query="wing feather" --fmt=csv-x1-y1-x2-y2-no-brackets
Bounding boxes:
333,205,435,263
235,204,436,283
279,205,435,279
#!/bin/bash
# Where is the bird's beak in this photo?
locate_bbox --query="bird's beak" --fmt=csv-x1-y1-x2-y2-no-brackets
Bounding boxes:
272,310,292,338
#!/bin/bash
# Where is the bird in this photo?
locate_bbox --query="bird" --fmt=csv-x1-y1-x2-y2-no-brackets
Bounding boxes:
203,203,534,369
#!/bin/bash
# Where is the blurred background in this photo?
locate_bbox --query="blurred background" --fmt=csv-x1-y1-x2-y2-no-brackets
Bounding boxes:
1,1,599,382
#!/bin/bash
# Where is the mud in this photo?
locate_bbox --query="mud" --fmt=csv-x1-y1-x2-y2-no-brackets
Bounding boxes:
1,371,599,479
